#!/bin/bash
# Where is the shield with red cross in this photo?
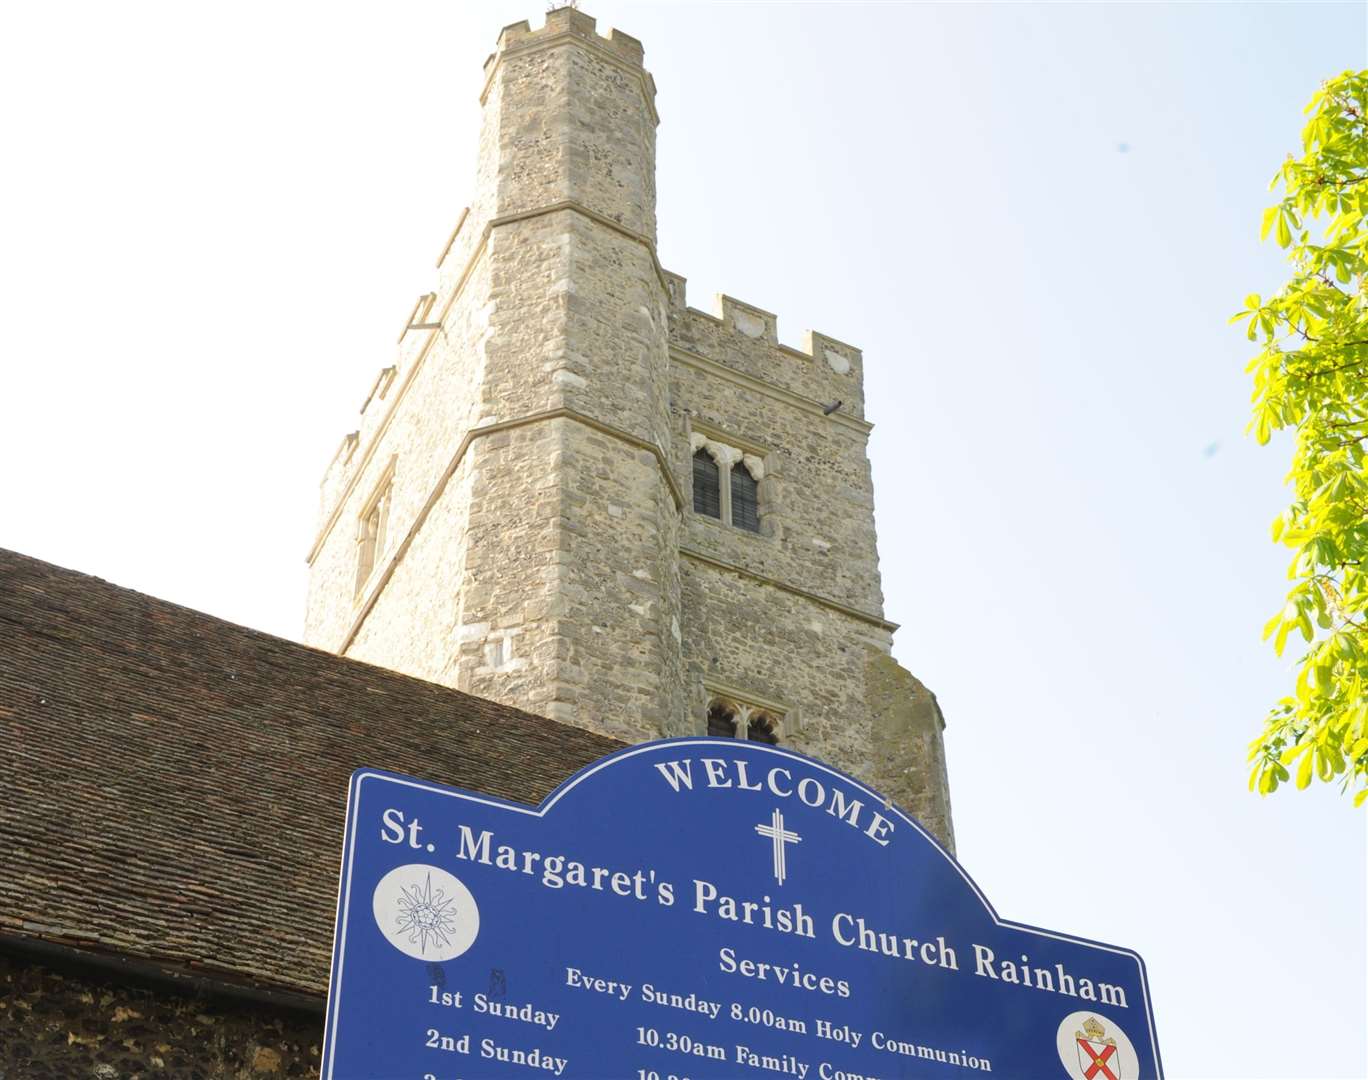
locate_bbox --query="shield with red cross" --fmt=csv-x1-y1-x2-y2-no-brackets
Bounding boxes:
1077,1036,1122,1080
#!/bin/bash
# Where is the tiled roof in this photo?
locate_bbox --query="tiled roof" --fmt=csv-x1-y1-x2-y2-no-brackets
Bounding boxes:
0,549,624,997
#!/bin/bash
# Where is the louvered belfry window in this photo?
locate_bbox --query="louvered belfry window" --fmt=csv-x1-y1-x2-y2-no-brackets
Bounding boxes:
692,448,721,519
731,465,760,533
707,701,738,737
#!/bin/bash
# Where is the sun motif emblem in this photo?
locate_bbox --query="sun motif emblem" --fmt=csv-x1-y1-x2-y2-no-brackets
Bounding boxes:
372,864,480,961
393,872,460,955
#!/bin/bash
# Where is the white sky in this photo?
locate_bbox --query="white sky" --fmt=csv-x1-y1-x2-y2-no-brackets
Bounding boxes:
2,2,1365,1076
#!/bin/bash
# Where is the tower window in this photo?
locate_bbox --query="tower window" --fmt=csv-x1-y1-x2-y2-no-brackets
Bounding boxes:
705,695,783,744
730,464,760,533
692,448,721,519
691,435,766,534
707,701,737,737
747,712,779,744
355,475,393,597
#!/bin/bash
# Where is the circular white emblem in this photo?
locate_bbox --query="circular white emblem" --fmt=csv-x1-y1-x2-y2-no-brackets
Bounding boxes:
1055,1011,1139,1080
372,864,479,961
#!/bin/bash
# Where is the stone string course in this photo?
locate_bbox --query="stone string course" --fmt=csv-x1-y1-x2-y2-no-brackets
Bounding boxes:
303,6,954,850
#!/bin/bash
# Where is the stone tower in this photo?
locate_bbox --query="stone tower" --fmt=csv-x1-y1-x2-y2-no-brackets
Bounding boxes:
303,8,954,848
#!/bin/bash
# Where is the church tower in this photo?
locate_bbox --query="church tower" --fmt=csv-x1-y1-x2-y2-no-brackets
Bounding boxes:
303,8,954,848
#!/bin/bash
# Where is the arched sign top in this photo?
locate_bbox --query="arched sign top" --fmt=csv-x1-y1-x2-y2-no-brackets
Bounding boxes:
323,738,1164,1079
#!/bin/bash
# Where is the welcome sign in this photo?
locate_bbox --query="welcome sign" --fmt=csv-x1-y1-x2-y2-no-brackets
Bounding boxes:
321,740,1164,1078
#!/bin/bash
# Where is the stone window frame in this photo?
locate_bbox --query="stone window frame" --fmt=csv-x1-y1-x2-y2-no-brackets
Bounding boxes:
699,682,790,744
689,429,769,536
729,463,760,533
692,447,722,520
354,459,396,601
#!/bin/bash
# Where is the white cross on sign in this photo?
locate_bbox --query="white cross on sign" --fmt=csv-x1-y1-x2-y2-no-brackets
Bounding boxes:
754,808,802,886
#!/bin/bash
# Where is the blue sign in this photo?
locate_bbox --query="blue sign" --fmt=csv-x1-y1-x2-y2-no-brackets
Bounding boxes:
322,739,1163,1079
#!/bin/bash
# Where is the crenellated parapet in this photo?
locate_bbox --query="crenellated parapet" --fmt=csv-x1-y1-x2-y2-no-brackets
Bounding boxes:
313,172,486,540
664,271,867,422
482,8,657,122
313,271,454,536
314,5,668,542
489,8,648,68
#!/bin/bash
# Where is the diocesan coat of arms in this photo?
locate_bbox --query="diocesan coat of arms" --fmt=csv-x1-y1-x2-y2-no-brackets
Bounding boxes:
1075,1016,1122,1080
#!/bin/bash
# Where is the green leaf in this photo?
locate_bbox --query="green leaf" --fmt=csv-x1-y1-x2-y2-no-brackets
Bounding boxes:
1274,618,1292,657
1297,750,1315,789
1261,206,1279,241
1243,70,1368,808
1281,741,1312,765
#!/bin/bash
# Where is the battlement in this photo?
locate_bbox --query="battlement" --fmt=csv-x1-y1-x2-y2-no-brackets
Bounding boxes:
485,7,648,74
663,270,866,407
314,277,445,532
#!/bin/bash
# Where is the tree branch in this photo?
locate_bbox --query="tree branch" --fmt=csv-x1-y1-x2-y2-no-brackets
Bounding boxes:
1295,356,1368,379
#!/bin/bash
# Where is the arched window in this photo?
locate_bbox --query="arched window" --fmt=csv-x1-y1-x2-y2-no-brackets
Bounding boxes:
707,700,738,737
730,463,760,533
692,448,721,519
747,711,780,745
705,696,783,744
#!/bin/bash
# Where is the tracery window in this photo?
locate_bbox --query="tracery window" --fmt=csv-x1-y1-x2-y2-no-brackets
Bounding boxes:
746,711,779,744
707,700,737,737
690,433,765,534
706,695,782,744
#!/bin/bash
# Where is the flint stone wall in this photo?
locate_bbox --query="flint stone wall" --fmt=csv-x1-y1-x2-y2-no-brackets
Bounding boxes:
0,952,321,1080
